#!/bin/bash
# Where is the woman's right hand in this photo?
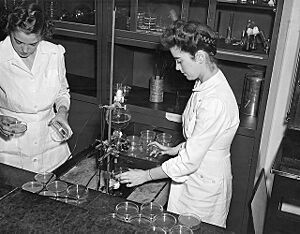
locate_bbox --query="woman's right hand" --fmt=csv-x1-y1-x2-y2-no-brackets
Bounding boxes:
148,142,182,156
0,115,20,137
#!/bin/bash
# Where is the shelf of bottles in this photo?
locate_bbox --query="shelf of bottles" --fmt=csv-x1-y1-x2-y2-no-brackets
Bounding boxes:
44,0,96,39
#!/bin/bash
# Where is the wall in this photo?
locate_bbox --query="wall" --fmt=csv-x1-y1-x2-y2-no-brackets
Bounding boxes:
259,0,300,193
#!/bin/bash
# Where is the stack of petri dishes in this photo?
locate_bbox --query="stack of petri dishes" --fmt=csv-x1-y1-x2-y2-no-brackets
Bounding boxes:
140,202,163,221
66,184,89,204
178,213,201,231
115,201,140,222
152,212,177,232
169,224,194,234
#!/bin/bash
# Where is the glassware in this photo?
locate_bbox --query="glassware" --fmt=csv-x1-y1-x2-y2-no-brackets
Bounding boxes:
126,135,143,157
143,15,157,33
140,130,156,155
156,133,172,146
22,181,43,193
146,226,167,234
50,121,69,142
140,202,163,221
128,214,152,228
34,172,56,185
153,213,177,231
39,190,56,198
67,184,89,201
10,121,27,137
115,201,139,222
46,180,68,194
178,213,201,230
169,225,194,234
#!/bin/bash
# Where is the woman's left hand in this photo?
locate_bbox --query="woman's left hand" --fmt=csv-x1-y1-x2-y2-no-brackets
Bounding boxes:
115,168,149,187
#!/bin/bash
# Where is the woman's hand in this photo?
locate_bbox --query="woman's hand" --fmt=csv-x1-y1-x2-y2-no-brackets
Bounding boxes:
115,168,150,187
49,106,73,141
0,115,21,138
148,142,182,157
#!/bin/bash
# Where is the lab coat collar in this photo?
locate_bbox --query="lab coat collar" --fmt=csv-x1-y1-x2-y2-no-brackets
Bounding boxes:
0,36,15,63
0,36,58,63
192,69,224,93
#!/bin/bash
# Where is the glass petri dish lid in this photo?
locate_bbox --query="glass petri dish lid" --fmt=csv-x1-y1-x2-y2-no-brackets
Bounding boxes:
22,181,43,193
39,190,56,198
46,180,68,194
128,214,152,228
153,212,177,231
67,184,88,200
140,202,163,220
34,172,56,184
146,226,167,234
169,224,194,234
115,201,139,222
178,213,201,230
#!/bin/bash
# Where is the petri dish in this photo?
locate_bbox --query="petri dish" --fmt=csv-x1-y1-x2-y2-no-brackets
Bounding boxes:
10,121,27,137
140,202,163,220
146,226,167,234
153,213,177,231
39,190,56,198
34,172,56,184
169,225,194,234
46,180,68,194
178,213,201,230
22,181,43,193
67,184,88,200
128,214,152,228
115,201,139,222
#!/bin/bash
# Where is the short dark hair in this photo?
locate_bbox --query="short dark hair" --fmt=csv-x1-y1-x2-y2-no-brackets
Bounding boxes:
6,2,52,39
161,20,217,58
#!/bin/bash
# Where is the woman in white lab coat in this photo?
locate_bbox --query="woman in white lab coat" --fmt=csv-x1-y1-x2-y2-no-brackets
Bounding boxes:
116,20,240,228
0,3,72,172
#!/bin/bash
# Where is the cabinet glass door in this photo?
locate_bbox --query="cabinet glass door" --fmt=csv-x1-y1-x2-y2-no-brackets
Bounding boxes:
115,0,181,35
45,0,95,25
188,0,209,23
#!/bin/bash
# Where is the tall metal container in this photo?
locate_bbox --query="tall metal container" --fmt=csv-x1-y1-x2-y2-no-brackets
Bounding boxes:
240,72,264,116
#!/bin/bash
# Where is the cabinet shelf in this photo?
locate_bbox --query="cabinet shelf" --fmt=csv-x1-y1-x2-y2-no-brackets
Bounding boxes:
126,86,256,137
114,29,268,65
53,21,96,40
217,1,277,11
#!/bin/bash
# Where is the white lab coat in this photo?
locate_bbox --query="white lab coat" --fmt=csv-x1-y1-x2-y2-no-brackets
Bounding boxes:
162,70,239,227
0,36,71,173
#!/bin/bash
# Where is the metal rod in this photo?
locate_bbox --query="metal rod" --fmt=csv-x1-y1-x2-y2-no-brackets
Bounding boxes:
106,0,116,195
108,1,116,142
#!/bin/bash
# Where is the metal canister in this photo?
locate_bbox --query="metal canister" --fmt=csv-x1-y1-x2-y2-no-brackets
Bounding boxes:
149,76,164,103
241,72,263,116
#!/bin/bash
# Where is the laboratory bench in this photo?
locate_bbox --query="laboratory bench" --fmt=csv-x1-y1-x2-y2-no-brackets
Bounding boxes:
0,146,234,234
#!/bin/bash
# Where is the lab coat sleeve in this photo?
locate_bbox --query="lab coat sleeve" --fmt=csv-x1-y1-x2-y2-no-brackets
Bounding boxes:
162,97,227,182
54,45,70,111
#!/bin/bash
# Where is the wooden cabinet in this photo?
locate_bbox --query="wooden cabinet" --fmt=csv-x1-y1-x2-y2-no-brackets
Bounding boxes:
101,1,284,233
40,0,284,233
